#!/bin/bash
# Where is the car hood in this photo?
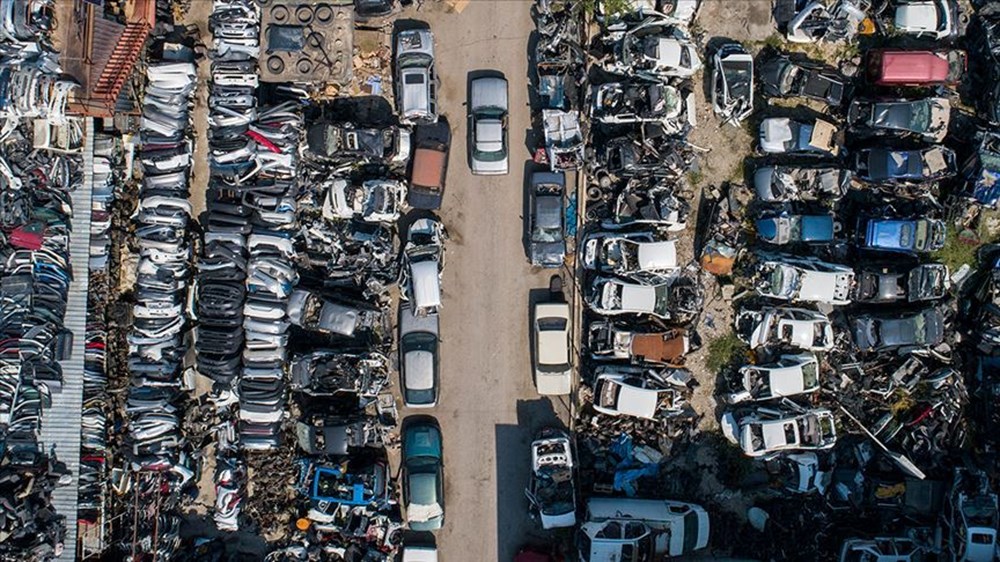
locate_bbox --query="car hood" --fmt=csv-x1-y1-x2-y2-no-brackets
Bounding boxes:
620,284,655,312
637,240,677,270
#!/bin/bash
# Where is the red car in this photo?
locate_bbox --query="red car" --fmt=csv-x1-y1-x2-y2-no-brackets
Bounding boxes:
866,49,966,86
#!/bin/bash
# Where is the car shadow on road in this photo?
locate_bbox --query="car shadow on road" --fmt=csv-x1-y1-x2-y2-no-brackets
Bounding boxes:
495,398,568,562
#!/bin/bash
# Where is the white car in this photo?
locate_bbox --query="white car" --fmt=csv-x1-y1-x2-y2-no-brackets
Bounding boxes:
592,366,690,420
533,302,572,396
526,429,576,529
400,218,445,316
721,407,837,458
587,276,702,323
607,22,702,80
755,255,855,306
782,452,828,494
583,231,678,280
892,0,956,40
736,306,835,352
727,353,820,403
469,76,509,175
401,546,438,562
581,497,710,559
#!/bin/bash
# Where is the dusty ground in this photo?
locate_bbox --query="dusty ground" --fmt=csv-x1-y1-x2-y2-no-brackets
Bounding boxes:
403,1,573,560
679,0,776,432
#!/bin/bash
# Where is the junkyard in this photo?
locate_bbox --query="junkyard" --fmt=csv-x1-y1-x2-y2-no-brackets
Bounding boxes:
3,0,1000,560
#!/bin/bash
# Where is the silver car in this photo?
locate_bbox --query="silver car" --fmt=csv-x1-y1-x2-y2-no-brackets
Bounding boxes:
396,29,438,124
399,303,440,408
469,75,509,175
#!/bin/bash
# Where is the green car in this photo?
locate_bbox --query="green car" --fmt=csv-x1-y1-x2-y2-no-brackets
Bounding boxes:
403,419,445,531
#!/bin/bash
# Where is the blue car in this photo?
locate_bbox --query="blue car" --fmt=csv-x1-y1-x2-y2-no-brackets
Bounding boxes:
756,213,836,245
854,146,956,183
859,217,946,254
403,419,445,531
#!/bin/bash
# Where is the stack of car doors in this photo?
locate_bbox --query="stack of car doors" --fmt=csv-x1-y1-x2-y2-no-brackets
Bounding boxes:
238,102,302,451
128,60,196,472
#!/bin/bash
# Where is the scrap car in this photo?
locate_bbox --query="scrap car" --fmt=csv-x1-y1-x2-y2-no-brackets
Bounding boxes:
588,321,690,365
526,429,576,530
754,254,855,306
758,51,847,106
736,306,835,352
721,407,837,458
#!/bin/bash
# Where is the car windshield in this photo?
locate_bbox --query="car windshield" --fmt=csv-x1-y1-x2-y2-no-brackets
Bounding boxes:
914,220,929,251
403,331,437,353
801,361,818,388
770,267,785,296
683,511,701,552
653,285,672,314
538,318,567,331
913,312,927,343
899,222,914,248
909,101,931,132
406,388,436,405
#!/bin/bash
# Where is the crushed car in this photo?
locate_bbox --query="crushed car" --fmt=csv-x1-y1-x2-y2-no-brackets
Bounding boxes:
602,19,702,80
853,145,956,184
758,51,847,106
721,406,837,457
847,97,950,142
582,230,678,281
587,274,703,322
592,365,692,419
754,254,855,305
855,263,949,303
588,321,690,365
712,41,754,125
526,428,576,529
590,80,696,134
758,116,840,156
726,353,821,403
753,165,851,203
735,306,835,352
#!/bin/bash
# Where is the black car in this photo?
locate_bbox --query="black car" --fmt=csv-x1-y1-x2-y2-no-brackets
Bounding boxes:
850,307,945,353
855,263,949,304
758,52,847,106
529,171,567,268
846,97,950,142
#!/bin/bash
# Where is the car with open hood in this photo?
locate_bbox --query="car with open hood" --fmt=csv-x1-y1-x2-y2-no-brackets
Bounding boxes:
753,165,851,203
587,276,703,322
755,255,855,306
855,263,949,303
526,429,576,530
712,42,754,125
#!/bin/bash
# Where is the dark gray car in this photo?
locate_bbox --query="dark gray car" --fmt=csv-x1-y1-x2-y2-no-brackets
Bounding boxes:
758,52,846,106
850,307,945,353
529,172,566,268
399,303,440,407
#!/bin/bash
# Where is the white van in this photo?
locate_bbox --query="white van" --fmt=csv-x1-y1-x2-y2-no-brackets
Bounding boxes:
578,497,710,561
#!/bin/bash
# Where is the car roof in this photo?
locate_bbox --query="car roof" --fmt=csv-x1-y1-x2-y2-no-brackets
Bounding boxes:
876,51,951,83
405,350,435,391
620,283,656,311
636,240,677,270
470,76,508,111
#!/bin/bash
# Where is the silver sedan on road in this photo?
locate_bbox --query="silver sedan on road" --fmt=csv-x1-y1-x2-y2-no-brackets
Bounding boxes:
469,75,509,175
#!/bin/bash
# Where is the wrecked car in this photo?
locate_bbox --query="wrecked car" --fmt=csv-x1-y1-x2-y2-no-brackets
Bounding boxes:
888,0,957,40
838,537,928,562
322,178,407,224
579,497,710,559
753,165,851,203
847,97,950,142
590,81,695,134
541,109,584,171
588,321,690,365
726,353,820,403
582,230,678,280
286,289,383,339
721,407,837,457
759,116,840,157
756,212,836,245
603,20,702,80
850,306,945,353
396,29,439,124
605,180,690,231
780,452,828,494
853,146,957,184
857,217,946,255
400,218,446,316
529,172,567,268
855,263,949,303
754,255,855,306
587,275,703,322
961,130,1000,208
305,122,410,165
533,300,572,396
712,42,754,125
526,429,576,530
736,306,835,352
758,52,847,106
786,0,867,43
592,365,691,419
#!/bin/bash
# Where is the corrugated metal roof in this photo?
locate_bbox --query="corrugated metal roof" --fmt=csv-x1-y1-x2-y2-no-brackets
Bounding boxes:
39,117,94,562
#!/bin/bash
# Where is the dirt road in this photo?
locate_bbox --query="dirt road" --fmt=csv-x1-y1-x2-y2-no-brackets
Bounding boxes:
403,1,572,560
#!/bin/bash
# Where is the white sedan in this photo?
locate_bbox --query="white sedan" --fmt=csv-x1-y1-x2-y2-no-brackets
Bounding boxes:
722,407,837,458
533,302,573,396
